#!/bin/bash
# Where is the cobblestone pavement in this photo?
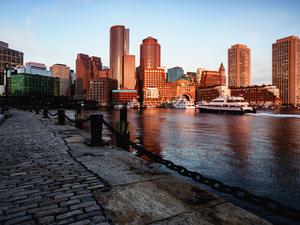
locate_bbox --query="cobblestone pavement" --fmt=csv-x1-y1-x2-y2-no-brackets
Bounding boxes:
0,110,111,225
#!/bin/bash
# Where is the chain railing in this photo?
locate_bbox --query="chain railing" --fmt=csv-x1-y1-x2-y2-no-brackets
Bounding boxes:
40,107,300,222
102,119,300,222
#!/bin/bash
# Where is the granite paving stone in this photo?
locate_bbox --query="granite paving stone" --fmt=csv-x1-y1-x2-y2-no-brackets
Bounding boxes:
0,110,110,224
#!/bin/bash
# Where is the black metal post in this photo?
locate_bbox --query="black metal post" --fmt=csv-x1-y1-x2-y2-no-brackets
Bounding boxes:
117,106,130,150
35,107,40,114
84,114,104,146
57,109,65,125
5,65,8,105
120,106,127,122
43,107,49,118
29,107,32,112
75,104,83,129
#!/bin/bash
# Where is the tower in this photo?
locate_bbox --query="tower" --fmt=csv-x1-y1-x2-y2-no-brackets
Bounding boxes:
228,44,251,88
110,25,129,88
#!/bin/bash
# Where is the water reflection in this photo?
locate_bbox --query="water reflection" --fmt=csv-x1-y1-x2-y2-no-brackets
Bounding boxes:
73,108,300,224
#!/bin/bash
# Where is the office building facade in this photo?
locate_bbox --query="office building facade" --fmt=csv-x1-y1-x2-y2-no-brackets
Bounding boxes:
140,37,161,83
272,35,300,106
123,55,136,89
228,44,251,87
50,64,71,97
0,41,24,85
110,25,129,88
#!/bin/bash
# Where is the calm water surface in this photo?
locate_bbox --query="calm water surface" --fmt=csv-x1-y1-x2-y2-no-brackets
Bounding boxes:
70,108,300,225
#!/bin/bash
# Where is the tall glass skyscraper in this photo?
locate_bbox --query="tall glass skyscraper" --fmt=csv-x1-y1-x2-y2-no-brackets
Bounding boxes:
110,25,129,89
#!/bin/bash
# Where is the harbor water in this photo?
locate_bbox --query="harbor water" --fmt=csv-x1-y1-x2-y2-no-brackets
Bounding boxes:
68,108,300,225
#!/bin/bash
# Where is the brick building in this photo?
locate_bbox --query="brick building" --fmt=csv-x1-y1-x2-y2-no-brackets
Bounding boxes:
143,69,196,106
0,41,23,86
200,63,226,88
112,89,137,105
88,77,117,106
75,54,105,100
197,86,230,102
230,85,281,107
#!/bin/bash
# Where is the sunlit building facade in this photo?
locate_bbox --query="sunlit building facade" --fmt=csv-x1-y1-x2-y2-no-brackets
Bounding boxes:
230,85,281,107
50,64,71,97
200,63,226,88
272,35,300,106
140,37,161,83
228,44,251,87
123,55,136,89
89,56,102,79
110,25,129,88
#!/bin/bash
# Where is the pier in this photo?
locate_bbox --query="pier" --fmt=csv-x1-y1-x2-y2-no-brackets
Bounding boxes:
0,108,275,224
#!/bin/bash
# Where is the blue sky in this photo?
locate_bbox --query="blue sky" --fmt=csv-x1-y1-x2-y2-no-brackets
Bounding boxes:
1,0,299,84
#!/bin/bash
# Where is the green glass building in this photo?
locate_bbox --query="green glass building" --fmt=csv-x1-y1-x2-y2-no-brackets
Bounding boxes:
9,73,59,97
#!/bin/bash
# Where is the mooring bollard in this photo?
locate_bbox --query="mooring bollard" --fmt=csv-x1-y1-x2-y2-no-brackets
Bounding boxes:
57,109,65,125
35,107,40,114
116,106,130,150
29,107,32,112
84,114,104,146
75,104,84,129
43,107,49,118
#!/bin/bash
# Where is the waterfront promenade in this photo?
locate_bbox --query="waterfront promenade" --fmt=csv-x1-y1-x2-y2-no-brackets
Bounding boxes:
0,109,271,225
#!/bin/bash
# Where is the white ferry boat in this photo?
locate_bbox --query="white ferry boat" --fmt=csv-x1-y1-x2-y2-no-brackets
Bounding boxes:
197,96,256,115
173,97,196,109
173,98,186,109
127,99,140,109
185,101,196,109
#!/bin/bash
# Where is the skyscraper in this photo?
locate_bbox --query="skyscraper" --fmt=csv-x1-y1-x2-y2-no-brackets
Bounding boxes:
75,54,105,99
228,44,251,88
89,56,102,79
272,35,300,106
75,53,90,99
122,55,136,89
110,25,129,88
140,37,161,82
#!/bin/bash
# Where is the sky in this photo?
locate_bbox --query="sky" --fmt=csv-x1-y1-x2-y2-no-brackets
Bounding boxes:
1,0,299,84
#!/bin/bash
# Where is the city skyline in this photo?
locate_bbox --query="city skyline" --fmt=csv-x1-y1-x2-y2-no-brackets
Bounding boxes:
1,0,300,85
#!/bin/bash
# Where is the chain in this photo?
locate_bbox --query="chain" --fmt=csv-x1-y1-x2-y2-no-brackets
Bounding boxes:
64,114,76,123
102,119,300,222
48,111,58,116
